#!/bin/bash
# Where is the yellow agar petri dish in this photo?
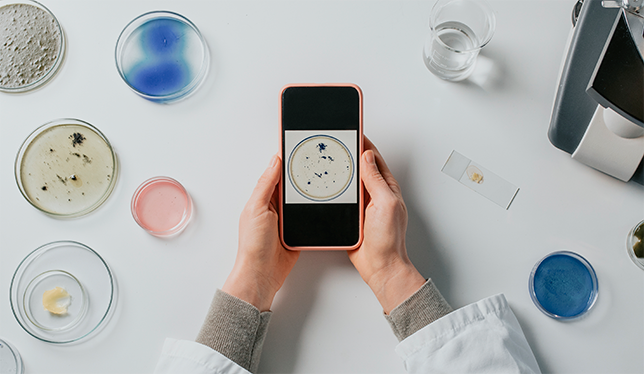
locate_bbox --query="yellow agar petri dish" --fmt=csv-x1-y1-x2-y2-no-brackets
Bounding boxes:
15,119,118,217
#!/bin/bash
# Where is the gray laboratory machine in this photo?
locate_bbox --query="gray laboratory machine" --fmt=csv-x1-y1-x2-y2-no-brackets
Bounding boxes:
549,0,644,184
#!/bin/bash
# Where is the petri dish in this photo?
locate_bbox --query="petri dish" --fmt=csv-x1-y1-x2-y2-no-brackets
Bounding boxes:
0,338,24,374
10,241,117,344
131,176,193,237
15,118,118,218
529,251,598,320
115,11,209,103
288,135,354,201
0,0,66,93
626,220,644,271
24,270,88,332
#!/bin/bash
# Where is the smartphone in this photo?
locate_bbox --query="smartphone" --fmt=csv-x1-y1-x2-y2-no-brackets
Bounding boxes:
279,84,364,250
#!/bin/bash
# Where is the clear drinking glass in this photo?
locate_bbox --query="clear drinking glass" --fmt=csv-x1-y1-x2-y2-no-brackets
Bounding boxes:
423,0,496,82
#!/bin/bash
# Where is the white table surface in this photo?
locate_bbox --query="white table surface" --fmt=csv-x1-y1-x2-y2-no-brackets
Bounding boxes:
1,1,643,373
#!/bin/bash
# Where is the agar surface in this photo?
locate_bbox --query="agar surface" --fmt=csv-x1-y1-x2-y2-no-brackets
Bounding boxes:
123,19,192,96
0,3,62,89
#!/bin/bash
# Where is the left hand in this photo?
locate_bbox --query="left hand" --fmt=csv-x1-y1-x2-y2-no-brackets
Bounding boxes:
347,137,425,314
222,155,300,311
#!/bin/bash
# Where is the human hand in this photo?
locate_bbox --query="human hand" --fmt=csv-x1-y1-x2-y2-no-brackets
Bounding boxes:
348,137,425,314
222,155,300,311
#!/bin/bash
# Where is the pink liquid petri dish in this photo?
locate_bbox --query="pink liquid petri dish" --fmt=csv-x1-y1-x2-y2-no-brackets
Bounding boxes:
131,177,192,237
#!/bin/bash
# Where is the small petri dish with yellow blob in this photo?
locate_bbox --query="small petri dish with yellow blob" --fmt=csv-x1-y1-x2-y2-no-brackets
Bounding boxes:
10,241,117,344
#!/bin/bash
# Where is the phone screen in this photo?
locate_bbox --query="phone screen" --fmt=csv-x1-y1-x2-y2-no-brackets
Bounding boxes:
280,85,363,249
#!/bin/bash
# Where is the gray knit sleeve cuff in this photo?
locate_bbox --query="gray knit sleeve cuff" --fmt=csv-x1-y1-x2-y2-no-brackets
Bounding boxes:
384,279,453,342
195,289,272,373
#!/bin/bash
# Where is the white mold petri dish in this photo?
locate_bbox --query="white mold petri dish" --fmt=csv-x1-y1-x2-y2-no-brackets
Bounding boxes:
15,119,118,218
115,11,209,103
0,0,66,93
10,241,117,344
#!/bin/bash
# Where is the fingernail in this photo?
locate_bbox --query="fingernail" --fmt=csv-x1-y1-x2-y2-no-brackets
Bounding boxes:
269,154,278,168
365,150,375,165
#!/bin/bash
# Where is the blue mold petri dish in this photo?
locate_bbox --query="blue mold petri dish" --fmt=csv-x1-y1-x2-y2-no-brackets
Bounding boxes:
529,251,598,320
115,11,209,103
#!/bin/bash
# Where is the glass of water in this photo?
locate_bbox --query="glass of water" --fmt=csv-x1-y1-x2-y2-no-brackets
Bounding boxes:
423,0,496,82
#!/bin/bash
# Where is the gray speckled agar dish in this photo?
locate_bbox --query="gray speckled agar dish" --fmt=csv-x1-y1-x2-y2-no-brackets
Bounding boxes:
0,0,65,92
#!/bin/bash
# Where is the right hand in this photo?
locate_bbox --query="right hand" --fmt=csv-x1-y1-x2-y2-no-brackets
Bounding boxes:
348,137,426,314
222,155,300,312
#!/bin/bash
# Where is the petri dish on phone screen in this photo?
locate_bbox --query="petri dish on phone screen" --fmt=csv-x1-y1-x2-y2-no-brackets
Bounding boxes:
288,134,354,202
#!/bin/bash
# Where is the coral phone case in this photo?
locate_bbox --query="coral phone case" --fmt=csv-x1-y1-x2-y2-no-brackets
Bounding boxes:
279,84,364,250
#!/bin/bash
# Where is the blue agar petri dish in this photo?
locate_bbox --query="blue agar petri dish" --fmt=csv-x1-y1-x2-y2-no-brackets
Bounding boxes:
115,11,209,103
529,251,598,320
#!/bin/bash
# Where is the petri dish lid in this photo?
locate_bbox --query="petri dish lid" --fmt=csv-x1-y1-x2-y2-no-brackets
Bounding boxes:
0,338,24,374
10,241,117,344
115,10,210,103
14,118,119,218
529,251,598,320
0,0,66,93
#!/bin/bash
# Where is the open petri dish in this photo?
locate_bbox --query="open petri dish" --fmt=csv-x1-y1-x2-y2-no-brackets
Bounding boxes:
0,338,24,374
529,251,598,320
115,11,209,103
10,241,117,344
0,0,66,93
15,118,118,218
627,220,644,271
131,176,193,237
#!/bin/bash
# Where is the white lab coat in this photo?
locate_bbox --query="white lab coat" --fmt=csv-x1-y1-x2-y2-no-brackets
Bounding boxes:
154,294,541,373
